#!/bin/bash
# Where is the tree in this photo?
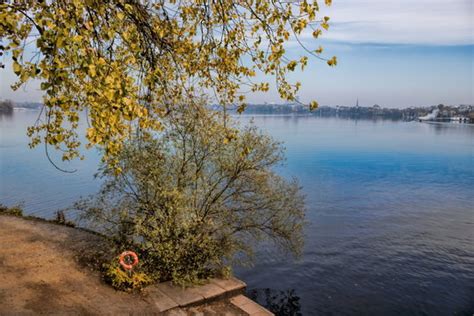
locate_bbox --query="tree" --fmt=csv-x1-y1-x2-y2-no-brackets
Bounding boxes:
0,99,14,114
1,0,335,165
76,100,305,285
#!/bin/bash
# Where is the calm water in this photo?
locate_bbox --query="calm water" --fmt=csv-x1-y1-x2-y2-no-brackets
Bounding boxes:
1,111,473,315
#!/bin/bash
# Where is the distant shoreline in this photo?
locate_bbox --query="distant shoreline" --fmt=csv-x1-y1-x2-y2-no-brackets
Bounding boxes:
7,102,474,123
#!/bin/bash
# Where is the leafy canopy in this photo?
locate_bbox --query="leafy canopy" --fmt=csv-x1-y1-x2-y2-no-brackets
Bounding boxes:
0,0,335,164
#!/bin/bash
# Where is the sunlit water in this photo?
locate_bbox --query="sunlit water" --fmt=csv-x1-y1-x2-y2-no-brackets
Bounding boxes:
1,111,473,315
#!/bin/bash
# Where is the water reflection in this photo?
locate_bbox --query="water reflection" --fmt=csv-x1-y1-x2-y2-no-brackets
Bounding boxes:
247,288,302,316
424,120,474,135
0,111,14,120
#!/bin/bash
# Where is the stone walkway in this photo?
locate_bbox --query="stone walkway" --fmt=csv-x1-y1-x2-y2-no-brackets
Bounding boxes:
149,278,273,315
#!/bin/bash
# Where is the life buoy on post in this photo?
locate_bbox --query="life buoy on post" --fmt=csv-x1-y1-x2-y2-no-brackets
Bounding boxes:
119,251,139,271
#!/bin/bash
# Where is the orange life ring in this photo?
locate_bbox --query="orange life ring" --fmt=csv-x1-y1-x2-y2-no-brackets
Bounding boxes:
119,251,139,270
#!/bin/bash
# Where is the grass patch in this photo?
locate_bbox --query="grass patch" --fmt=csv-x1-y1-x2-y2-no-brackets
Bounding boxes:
0,204,23,217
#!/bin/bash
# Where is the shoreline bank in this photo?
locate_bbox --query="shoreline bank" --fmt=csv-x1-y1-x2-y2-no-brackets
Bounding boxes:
0,214,272,315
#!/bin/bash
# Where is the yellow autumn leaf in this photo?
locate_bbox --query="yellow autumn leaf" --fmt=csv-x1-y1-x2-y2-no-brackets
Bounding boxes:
104,89,114,101
88,64,96,77
313,29,322,38
287,60,297,71
12,61,21,74
327,56,337,67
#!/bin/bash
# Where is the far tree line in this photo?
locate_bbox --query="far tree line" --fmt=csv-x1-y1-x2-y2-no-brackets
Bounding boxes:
5,100,473,122
0,99,13,114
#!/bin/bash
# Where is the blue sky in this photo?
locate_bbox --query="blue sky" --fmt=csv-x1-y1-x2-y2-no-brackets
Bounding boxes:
1,0,472,108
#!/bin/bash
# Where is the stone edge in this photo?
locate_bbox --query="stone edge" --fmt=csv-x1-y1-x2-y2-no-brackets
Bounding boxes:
149,277,247,312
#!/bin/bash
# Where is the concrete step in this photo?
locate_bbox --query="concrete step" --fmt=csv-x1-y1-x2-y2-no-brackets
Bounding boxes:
148,277,246,313
230,295,274,316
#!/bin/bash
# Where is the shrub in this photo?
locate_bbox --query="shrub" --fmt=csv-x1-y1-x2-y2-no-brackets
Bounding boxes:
0,204,23,217
77,102,305,286
54,210,75,227
102,257,153,291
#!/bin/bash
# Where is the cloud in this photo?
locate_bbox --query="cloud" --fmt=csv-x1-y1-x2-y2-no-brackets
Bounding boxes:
316,0,473,45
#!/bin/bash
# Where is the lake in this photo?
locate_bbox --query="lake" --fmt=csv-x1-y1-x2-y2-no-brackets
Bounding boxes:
1,110,473,315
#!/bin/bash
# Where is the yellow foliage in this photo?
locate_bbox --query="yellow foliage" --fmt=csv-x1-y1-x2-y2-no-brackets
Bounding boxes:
103,258,153,291
327,56,338,67
0,0,336,165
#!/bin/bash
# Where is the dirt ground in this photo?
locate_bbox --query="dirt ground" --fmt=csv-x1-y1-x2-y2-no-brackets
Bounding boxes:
0,215,243,315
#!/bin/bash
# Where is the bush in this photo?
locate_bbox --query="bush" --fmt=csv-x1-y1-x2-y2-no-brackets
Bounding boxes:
103,257,153,291
0,204,23,217
54,210,75,227
77,102,305,286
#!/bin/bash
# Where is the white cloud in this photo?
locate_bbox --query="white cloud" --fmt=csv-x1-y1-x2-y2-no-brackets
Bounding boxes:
316,0,473,45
